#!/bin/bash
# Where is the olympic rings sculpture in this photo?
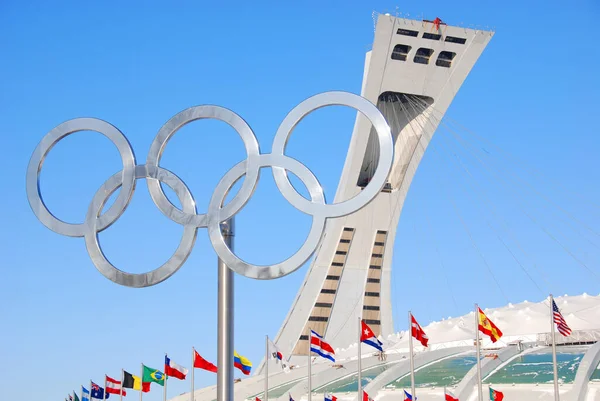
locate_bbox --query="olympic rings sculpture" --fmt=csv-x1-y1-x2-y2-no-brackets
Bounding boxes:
26,91,393,287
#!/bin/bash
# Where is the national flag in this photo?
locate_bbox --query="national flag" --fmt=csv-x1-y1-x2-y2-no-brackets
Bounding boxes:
477,307,503,343
360,320,383,351
552,299,572,337
90,382,109,400
310,330,335,362
194,349,218,373
122,370,151,392
324,393,337,401
69,395,73,401
489,387,504,401
289,393,294,401
81,387,90,401
268,339,290,373
404,389,415,400
234,351,252,375
411,314,429,347
106,375,126,396
142,365,165,386
255,398,262,401
74,392,80,401
165,355,189,380
445,389,459,401
362,390,372,401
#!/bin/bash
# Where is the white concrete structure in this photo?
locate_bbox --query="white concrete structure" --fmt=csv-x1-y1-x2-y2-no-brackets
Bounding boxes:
167,12,600,401
270,14,494,367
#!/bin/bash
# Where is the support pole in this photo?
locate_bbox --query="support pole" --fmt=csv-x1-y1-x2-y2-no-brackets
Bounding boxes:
358,317,362,400
164,353,168,401
265,335,269,401
104,375,107,401
120,369,124,401
408,311,415,400
550,294,560,401
307,329,312,401
140,364,144,401
191,347,195,401
475,304,483,401
217,219,235,401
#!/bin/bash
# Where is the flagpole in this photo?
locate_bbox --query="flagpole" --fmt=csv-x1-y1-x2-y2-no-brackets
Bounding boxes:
90,381,92,401
191,347,195,401
475,304,483,401
120,369,124,401
357,317,362,401
265,335,269,401
140,363,144,401
550,294,560,401
82,385,84,401
164,353,168,401
408,311,415,400
217,218,235,401
104,375,107,401
307,328,312,401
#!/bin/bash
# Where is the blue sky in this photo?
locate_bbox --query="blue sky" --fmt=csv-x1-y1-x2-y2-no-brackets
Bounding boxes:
1,1,599,400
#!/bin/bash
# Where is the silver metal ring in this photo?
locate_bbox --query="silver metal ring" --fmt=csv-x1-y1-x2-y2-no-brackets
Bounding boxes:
207,154,326,279
271,91,393,219
27,91,394,286
146,106,260,228
26,118,136,237
84,164,198,287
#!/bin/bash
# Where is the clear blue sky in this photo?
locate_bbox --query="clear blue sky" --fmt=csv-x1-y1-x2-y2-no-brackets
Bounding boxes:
1,1,599,400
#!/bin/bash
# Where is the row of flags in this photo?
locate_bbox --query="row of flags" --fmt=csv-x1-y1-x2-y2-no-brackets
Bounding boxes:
300,300,572,401
64,348,255,401
65,298,572,401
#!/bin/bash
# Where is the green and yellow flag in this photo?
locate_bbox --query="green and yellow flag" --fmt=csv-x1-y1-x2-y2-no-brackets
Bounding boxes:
142,365,165,386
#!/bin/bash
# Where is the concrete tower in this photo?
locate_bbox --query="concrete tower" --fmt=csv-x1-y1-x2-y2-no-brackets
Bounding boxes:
270,14,493,366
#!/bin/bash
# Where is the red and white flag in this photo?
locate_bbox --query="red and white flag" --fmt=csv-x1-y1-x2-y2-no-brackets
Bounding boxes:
105,375,126,396
411,313,429,347
362,390,372,401
165,355,189,380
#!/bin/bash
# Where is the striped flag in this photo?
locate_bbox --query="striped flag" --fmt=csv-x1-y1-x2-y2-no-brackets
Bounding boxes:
552,299,572,336
310,330,335,362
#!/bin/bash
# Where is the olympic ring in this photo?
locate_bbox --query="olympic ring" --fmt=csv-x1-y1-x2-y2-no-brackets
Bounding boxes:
26,91,393,286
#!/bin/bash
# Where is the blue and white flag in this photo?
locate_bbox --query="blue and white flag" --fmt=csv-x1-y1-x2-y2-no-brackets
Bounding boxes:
81,386,90,401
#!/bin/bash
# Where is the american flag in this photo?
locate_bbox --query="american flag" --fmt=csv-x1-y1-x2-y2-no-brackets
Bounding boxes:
552,299,572,336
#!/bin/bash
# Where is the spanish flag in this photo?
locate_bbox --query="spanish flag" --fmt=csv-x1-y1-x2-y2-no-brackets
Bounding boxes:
477,307,503,343
233,351,252,375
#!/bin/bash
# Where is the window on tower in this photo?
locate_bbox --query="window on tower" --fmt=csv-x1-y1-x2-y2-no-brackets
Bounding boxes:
391,44,411,61
414,48,434,64
436,51,456,68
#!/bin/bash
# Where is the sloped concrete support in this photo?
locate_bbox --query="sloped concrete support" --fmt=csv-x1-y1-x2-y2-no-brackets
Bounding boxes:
569,341,600,401
358,347,473,401
454,345,520,400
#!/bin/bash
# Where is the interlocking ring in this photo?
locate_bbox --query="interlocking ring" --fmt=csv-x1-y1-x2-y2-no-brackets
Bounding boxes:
26,91,393,286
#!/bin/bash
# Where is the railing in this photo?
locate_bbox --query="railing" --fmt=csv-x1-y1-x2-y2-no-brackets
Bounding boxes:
537,330,600,346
